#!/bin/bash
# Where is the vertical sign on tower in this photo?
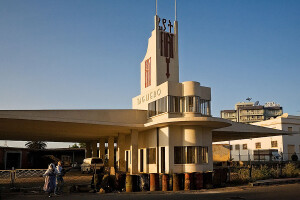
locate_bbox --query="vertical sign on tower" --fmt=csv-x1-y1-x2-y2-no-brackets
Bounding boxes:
159,18,174,79
145,58,151,88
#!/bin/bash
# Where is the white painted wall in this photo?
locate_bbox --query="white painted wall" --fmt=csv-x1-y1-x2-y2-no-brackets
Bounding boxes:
215,114,300,161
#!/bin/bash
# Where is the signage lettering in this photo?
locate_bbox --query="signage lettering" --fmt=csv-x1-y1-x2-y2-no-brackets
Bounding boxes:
137,89,162,105
158,17,173,33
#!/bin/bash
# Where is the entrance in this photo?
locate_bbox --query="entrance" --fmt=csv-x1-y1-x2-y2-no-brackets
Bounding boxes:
140,149,144,172
125,150,130,172
6,152,21,169
161,147,165,173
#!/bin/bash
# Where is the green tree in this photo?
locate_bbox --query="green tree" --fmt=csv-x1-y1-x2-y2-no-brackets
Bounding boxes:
79,143,86,148
71,143,79,148
25,141,47,149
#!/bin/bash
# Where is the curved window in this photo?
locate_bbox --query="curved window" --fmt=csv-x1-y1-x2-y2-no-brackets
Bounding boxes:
148,95,211,118
174,146,208,164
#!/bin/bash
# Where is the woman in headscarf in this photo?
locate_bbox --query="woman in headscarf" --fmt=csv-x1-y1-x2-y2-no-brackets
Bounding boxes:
43,163,57,197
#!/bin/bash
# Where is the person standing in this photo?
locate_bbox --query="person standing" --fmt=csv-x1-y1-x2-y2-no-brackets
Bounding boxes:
43,163,57,197
55,161,64,195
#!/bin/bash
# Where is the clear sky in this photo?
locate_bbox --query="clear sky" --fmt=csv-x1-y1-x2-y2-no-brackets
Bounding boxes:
0,0,300,148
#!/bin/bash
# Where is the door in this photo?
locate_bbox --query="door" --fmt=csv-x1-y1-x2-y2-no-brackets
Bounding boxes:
6,152,21,169
140,149,144,172
161,147,165,173
125,150,129,172
288,145,295,160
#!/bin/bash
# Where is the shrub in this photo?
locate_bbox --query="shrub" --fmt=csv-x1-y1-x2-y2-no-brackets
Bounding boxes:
283,163,299,177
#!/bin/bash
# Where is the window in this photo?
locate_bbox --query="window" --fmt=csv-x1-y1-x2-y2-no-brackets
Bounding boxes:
174,146,208,164
147,148,156,164
148,101,156,118
187,146,196,163
235,144,240,150
271,141,278,148
288,127,293,132
168,96,181,113
200,147,208,163
229,145,233,150
148,96,168,117
255,142,261,149
243,144,247,150
174,147,185,164
183,96,211,115
184,96,194,112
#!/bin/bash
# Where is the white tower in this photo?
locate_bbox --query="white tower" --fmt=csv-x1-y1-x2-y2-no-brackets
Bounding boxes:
140,14,179,94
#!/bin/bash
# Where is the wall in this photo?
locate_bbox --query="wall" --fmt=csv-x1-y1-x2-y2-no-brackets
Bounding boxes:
212,144,230,162
169,125,213,173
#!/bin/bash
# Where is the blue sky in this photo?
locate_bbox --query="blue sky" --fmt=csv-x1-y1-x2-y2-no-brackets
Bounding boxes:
0,0,300,147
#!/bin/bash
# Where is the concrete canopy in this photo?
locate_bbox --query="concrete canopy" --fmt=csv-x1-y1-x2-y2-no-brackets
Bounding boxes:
212,121,291,142
0,110,147,142
0,110,289,143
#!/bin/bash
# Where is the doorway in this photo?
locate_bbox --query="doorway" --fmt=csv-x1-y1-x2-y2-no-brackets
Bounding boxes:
161,147,165,173
140,149,144,172
125,150,130,172
6,152,21,169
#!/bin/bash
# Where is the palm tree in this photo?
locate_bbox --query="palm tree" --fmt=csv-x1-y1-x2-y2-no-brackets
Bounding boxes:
70,143,79,148
79,143,86,148
25,141,47,149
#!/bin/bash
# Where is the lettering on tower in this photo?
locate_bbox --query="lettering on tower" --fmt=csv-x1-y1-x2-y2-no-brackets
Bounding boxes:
158,17,175,79
145,58,151,88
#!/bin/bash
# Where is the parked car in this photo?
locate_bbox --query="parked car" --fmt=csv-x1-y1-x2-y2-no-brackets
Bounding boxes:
81,157,104,173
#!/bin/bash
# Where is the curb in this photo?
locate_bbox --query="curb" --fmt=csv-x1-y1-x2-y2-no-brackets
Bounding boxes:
250,178,300,186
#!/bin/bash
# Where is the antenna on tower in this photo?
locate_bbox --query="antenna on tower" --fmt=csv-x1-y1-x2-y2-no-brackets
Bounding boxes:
175,0,177,21
156,0,158,15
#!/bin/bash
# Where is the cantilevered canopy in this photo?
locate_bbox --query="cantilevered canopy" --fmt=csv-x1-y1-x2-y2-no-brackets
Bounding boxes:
212,121,291,142
0,110,289,143
0,110,147,142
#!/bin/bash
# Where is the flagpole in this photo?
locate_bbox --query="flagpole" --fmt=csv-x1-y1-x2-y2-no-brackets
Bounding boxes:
156,0,157,15
175,0,177,21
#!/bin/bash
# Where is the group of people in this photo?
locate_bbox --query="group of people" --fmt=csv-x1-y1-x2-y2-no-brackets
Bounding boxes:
43,161,64,197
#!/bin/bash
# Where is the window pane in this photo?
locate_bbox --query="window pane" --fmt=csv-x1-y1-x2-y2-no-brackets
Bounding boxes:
187,146,196,163
201,147,208,163
147,148,156,164
174,147,184,164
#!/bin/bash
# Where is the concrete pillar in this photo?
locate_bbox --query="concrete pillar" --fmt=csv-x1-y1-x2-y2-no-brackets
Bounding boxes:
99,138,105,159
118,134,126,172
85,142,92,158
130,129,138,174
108,137,115,168
91,141,97,157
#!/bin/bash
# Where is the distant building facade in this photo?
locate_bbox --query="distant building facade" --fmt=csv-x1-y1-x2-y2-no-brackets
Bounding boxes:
215,114,300,162
221,102,283,124
0,147,85,170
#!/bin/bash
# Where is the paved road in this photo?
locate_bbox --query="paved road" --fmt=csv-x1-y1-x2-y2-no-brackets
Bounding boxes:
3,183,300,200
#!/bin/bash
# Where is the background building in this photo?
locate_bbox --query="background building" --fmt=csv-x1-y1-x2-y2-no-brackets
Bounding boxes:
215,114,300,162
221,101,283,124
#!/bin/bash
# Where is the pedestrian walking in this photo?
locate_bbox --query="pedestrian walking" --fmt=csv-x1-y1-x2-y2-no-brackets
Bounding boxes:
55,161,64,195
43,163,58,197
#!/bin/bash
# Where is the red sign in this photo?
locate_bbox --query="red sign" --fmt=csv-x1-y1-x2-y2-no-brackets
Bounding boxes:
145,58,151,88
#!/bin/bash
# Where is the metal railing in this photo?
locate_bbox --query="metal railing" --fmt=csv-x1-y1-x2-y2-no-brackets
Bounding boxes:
0,168,92,192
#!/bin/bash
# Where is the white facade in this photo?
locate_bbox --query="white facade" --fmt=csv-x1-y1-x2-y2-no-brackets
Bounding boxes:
215,114,300,162
129,15,218,174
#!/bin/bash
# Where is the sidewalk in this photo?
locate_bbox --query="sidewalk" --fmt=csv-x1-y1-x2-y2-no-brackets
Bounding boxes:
250,177,300,186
